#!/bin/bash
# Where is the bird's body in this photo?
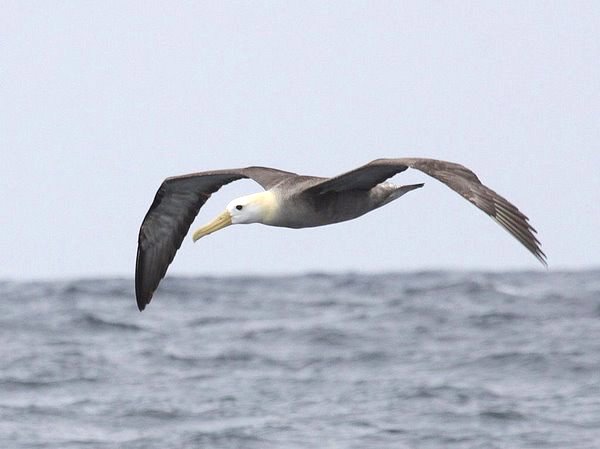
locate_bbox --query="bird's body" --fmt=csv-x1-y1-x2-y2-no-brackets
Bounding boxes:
136,158,546,311
261,180,421,228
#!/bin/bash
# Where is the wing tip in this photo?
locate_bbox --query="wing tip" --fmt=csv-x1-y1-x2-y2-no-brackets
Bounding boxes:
135,284,151,311
136,297,148,312
536,250,548,269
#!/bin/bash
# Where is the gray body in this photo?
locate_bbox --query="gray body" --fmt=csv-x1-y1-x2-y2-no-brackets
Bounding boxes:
136,158,546,310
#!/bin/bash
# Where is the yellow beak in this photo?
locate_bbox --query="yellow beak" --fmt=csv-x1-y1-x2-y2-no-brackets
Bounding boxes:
192,210,232,242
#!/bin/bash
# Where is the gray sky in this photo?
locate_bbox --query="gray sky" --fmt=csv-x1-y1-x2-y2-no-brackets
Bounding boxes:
2,1,599,279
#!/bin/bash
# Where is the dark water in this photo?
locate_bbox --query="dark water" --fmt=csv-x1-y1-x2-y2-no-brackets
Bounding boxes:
1,271,600,449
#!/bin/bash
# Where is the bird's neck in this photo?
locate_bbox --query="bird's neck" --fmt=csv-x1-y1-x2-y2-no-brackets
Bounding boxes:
249,191,279,224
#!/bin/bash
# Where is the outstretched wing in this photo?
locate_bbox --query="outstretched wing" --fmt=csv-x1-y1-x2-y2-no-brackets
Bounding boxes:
135,167,297,311
308,158,546,266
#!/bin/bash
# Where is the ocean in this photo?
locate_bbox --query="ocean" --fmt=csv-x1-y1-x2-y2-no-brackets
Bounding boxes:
1,270,599,449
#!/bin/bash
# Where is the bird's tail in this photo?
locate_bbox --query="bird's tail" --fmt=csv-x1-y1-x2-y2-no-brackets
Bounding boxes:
381,183,424,206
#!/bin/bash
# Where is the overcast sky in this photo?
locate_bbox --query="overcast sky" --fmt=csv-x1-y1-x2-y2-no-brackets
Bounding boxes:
2,1,599,280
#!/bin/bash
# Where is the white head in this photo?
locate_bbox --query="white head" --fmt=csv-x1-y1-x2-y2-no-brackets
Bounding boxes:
226,193,272,224
192,191,277,241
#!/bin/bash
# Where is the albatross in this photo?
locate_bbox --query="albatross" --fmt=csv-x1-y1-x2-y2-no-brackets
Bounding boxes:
136,158,546,311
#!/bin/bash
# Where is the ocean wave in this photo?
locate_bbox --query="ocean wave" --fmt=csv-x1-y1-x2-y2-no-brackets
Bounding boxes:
74,313,144,332
2,270,600,448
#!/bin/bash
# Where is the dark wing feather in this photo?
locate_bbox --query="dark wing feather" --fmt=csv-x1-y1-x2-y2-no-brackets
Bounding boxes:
306,160,408,193
242,166,298,189
308,158,546,266
135,167,297,311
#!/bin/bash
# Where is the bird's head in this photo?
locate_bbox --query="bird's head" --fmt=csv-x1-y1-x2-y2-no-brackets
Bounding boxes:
192,191,277,241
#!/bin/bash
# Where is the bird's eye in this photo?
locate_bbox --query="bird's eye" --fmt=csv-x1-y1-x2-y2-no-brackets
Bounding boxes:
236,205,243,210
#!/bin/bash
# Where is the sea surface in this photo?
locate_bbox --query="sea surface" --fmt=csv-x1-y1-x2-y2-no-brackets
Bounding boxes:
1,270,600,449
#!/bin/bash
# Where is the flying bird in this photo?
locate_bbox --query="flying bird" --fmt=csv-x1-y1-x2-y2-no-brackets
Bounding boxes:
136,158,546,311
